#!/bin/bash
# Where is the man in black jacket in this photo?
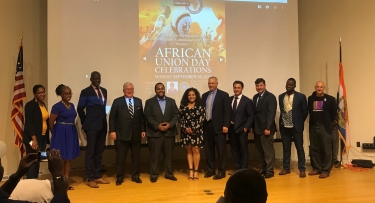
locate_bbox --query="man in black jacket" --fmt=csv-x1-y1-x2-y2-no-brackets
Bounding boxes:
202,76,231,180
252,78,277,179
307,81,336,178
109,82,146,185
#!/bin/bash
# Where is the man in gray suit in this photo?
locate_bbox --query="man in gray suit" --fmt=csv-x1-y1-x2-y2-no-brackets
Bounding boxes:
144,82,179,183
109,82,146,185
252,78,277,179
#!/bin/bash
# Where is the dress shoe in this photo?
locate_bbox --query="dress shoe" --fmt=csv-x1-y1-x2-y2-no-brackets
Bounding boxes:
333,161,341,168
299,171,306,178
258,169,266,175
308,170,321,176
204,173,215,178
213,173,225,180
150,177,157,183
165,176,178,181
278,170,291,175
319,173,329,178
87,181,99,188
95,178,110,184
115,179,123,186
264,173,274,179
132,177,142,184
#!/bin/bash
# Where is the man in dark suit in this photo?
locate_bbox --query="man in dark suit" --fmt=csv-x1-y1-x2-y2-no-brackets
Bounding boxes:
307,81,336,178
109,82,146,185
228,81,254,175
202,76,231,180
144,82,179,183
77,71,109,188
253,78,277,179
278,78,308,178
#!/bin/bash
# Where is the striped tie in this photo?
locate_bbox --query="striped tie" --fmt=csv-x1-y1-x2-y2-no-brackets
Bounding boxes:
129,98,134,116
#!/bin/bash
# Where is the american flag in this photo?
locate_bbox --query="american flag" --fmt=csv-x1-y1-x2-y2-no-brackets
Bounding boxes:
11,44,26,156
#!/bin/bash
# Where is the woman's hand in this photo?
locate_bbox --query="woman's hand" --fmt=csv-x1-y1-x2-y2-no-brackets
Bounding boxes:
31,138,38,150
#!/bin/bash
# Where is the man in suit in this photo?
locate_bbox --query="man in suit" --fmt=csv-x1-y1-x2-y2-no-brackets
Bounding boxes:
202,76,231,180
253,78,277,179
77,71,110,188
109,82,146,185
307,81,336,178
144,82,179,183
278,78,308,178
228,81,254,175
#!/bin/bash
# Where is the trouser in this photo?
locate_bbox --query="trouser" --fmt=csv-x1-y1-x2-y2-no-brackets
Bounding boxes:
148,135,175,178
309,124,332,174
26,136,47,179
115,135,141,180
228,125,248,170
280,126,306,172
204,121,227,175
85,128,107,182
254,133,275,175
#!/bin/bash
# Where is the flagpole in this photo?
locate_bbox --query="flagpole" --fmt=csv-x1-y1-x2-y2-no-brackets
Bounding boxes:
20,31,23,44
338,37,344,164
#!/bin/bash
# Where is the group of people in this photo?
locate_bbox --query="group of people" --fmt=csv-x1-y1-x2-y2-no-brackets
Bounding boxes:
21,71,338,193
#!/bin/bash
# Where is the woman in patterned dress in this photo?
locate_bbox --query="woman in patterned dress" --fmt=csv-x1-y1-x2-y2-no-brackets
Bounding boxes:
179,88,205,180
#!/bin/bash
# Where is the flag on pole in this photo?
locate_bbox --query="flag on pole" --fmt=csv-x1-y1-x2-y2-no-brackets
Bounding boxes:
337,61,351,152
11,44,26,156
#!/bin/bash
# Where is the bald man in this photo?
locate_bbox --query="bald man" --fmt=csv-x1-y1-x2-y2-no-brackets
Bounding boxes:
307,81,336,178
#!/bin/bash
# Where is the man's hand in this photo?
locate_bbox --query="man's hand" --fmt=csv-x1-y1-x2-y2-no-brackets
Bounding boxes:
14,153,38,178
109,132,117,141
47,149,64,178
141,132,146,138
264,129,270,136
163,122,170,130
244,128,248,133
222,126,228,134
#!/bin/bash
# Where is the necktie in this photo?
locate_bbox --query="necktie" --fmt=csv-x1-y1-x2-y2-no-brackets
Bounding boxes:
206,92,213,120
231,96,238,122
129,98,134,116
97,87,103,105
256,95,262,107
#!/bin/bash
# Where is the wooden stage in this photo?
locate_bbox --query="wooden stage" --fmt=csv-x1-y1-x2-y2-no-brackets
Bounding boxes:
52,160,375,203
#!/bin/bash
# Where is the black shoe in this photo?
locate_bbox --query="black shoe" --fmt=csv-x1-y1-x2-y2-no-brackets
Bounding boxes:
333,161,341,168
264,173,274,179
204,173,215,178
132,177,142,184
165,176,177,181
258,169,266,175
213,173,226,180
150,177,157,183
115,179,123,186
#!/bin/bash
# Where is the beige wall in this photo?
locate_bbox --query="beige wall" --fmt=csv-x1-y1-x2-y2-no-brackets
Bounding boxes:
299,0,375,160
0,0,47,176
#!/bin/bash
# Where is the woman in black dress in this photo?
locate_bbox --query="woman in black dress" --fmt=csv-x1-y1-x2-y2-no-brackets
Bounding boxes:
179,88,205,180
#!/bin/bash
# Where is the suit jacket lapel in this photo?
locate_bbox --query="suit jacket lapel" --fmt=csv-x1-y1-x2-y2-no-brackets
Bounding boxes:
154,96,164,117
256,91,266,109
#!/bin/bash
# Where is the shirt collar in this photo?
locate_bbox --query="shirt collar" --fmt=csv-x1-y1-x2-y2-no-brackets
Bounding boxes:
234,94,242,99
91,85,100,90
210,89,218,94
157,96,166,101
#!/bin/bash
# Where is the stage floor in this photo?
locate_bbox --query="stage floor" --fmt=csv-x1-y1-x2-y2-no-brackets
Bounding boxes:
60,160,375,203
3,159,375,202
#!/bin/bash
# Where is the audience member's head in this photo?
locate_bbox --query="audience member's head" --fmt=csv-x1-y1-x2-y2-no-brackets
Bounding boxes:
224,168,268,203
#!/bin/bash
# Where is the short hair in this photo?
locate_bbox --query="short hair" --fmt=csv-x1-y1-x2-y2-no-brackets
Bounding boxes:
255,78,266,85
287,78,296,85
90,71,101,78
123,82,133,89
154,82,164,91
55,84,65,96
224,169,268,203
180,88,202,106
32,84,45,94
208,76,218,82
233,80,244,88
